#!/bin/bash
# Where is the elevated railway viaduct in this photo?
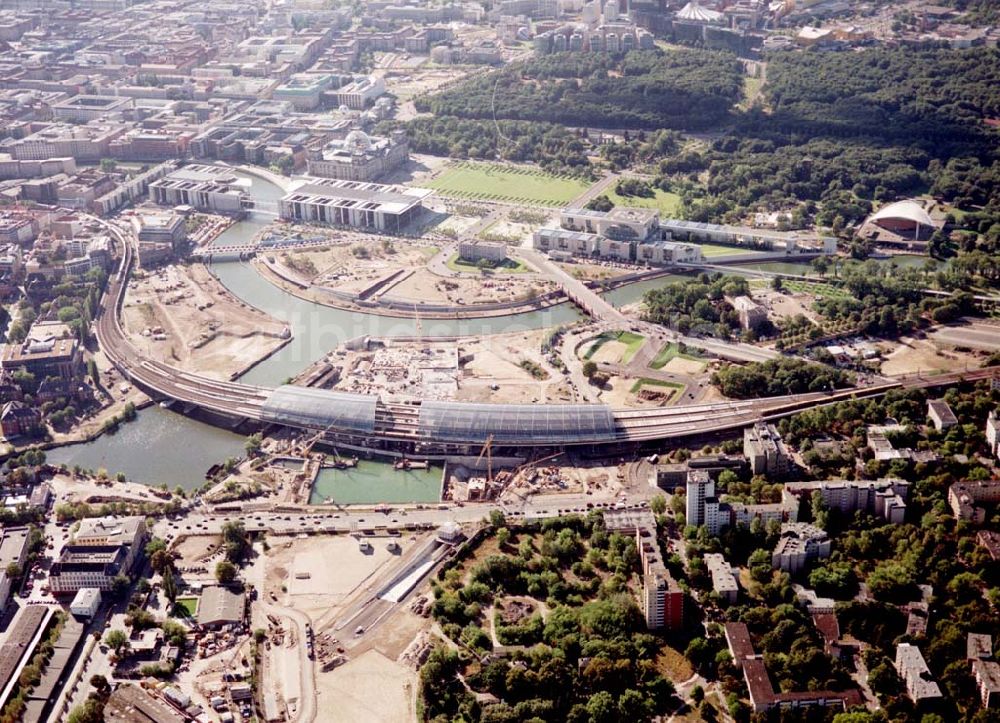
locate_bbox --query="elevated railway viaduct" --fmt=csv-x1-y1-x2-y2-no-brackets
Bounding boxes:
95,222,998,456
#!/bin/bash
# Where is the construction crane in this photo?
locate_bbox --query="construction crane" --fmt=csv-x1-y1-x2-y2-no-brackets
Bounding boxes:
476,433,494,483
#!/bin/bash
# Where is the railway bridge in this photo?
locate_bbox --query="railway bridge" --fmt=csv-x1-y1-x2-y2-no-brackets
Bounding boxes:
95,220,998,454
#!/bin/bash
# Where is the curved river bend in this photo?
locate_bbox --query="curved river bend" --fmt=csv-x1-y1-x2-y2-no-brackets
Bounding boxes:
49,171,929,490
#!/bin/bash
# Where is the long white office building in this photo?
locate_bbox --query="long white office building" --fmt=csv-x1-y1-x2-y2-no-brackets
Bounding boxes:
149,164,250,213
278,177,431,233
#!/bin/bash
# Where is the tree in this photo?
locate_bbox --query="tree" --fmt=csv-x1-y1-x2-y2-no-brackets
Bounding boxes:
650,495,666,515
162,566,178,603
89,674,110,695
5,562,20,579
104,629,129,654
216,560,238,584
244,433,263,457
582,360,598,379
67,698,105,723
586,691,617,723
221,521,249,563
150,549,171,575
110,574,130,599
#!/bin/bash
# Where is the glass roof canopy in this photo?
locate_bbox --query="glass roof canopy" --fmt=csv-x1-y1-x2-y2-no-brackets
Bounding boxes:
417,401,616,444
260,385,377,433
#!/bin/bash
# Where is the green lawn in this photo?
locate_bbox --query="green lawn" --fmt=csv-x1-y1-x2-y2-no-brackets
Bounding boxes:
617,331,646,364
649,342,705,370
697,243,764,258
175,597,198,618
583,330,646,364
606,187,682,216
446,253,530,274
425,162,589,207
782,279,851,299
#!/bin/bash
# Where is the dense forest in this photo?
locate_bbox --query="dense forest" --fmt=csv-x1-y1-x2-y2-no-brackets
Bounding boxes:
684,46,1000,227
414,49,744,131
379,116,592,176
409,45,1000,238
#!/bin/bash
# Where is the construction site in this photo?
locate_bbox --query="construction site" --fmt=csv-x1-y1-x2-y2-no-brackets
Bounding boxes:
122,262,290,380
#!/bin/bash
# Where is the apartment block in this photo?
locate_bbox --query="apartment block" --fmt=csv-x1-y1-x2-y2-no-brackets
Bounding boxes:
783,478,909,524
744,422,791,477
973,660,1000,709
895,643,943,703
724,622,862,713
949,480,1000,525
704,552,738,604
685,469,725,535
605,509,683,630
1,320,82,380
987,411,999,461
771,522,831,574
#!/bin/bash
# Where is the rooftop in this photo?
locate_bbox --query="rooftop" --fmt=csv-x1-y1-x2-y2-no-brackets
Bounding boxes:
197,585,245,626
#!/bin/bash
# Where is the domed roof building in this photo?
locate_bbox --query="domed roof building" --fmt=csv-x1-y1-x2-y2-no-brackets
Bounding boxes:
869,200,934,229
867,200,938,240
676,1,724,23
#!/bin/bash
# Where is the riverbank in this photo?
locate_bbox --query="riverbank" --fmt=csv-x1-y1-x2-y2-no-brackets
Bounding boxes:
252,251,699,321
253,254,569,319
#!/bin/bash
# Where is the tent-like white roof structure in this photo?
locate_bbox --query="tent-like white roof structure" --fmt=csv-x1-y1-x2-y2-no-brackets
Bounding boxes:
869,200,935,228
676,1,724,22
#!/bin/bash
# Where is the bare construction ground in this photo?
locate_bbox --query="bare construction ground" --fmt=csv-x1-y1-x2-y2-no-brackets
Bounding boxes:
560,260,635,282
122,263,288,379
265,535,411,627
269,238,437,290
316,649,416,723
47,472,171,505
260,235,552,309
315,329,581,404
880,336,982,376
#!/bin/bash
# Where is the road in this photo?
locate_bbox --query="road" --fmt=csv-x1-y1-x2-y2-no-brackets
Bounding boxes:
152,491,629,541
929,320,1000,353
568,171,620,208
89,212,999,450
261,598,317,723
520,247,628,324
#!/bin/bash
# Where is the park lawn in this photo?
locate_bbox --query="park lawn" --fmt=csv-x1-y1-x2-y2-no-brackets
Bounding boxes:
446,253,530,274
617,331,646,364
583,330,645,363
606,187,682,216
783,279,850,299
175,597,198,618
649,342,704,370
425,162,589,207
697,243,764,258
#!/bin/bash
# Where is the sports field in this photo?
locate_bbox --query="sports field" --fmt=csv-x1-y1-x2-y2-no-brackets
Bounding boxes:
425,162,589,207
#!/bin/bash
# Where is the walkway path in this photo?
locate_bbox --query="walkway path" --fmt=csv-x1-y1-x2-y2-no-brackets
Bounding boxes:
569,172,619,208
261,598,317,723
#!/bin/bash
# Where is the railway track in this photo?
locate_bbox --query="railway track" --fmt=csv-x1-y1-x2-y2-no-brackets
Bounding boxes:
91,217,999,447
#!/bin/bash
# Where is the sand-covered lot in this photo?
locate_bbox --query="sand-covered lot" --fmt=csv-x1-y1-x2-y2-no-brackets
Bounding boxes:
122,263,287,379
880,336,980,376
316,649,416,723
660,356,706,375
